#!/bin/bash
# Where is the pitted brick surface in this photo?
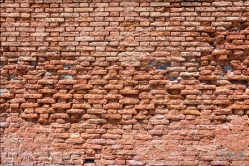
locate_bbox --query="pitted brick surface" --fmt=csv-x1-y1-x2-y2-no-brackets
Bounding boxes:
1,0,249,165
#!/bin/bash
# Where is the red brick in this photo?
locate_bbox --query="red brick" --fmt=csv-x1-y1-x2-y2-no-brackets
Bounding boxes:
23,94,43,99
73,84,93,90
66,109,86,114
20,103,39,108
37,98,56,103
2,1,249,164
52,103,71,109
210,161,230,165
50,113,70,119
35,108,55,114
53,93,73,99
120,89,139,95
0,93,14,98
72,103,91,109
20,113,38,119
38,80,57,85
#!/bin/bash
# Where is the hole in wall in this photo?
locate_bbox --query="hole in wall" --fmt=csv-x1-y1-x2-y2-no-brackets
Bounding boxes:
156,62,170,70
219,74,225,79
10,75,15,80
236,27,241,32
156,65,166,70
61,74,73,79
0,62,4,69
209,32,216,38
219,104,229,108
223,65,233,72
63,65,75,70
230,80,248,87
230,80,239,84
84,159,95,164
45,71,52,76
168,89,181,95
209,43,214,47
146,61,156,68
241,80,248,87
168,76,178,81
200,80,211,84
31,62,36,66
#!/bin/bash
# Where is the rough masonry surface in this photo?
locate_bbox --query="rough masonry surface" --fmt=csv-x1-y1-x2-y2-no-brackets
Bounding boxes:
1,0,249,165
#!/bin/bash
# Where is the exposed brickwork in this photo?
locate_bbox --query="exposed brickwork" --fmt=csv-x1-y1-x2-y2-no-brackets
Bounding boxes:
1,0,249,165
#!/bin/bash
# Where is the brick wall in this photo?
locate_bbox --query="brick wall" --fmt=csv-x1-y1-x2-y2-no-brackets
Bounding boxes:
1,0,249,165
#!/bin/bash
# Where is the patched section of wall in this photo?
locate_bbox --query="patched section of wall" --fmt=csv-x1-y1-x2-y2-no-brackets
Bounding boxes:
1,0,249,165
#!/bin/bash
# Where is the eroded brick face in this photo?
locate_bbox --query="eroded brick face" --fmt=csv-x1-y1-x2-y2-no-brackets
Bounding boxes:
1,0,249,165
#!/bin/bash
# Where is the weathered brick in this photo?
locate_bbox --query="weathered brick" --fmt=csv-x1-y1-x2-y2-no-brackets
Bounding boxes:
120,89,139,95
38,80,58,84
2,1,249,164
35,108,54,114
72,103,91,109
150,2,170,7
50,113,70,119
23,94,43,99
58,80,78,85
45,18,64,22
52,103,71,109
20,103,38,108
20,113,38,119
66,109,86,114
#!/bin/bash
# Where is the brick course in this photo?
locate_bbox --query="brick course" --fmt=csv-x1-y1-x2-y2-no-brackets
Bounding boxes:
1,0,249,165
